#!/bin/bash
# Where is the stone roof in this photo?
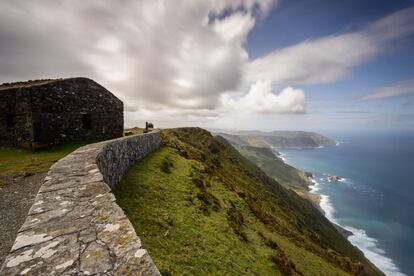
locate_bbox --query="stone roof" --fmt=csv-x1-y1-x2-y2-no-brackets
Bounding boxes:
0,79,59,91
0,78,101,91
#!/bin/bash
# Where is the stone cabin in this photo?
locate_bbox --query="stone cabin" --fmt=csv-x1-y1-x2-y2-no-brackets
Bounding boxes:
0,77,123,149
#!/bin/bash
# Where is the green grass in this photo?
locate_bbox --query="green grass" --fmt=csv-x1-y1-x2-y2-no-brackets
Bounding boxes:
236,146,321,203
115,146,348,275
124,127,145,136
0,142,87,185
115,128,383,275
237,146,310,192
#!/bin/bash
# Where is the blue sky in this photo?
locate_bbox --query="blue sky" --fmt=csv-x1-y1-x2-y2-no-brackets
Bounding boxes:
242,0,414,133
0,0,413,133
247,0,414,57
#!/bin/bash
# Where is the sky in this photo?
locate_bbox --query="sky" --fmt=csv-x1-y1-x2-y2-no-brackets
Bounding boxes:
1,0,414,133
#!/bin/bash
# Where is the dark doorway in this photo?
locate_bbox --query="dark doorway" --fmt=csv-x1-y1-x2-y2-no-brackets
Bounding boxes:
6,114,15,129
82,114,92,130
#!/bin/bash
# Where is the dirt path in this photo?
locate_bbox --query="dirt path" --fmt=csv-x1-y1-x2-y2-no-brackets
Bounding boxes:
0,172,45,267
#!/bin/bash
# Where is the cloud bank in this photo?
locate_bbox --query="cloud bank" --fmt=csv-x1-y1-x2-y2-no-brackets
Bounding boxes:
0,0,286,122
0,1,413,126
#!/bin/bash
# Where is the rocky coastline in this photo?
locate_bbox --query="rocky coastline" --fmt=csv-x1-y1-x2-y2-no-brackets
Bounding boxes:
287,166,354,239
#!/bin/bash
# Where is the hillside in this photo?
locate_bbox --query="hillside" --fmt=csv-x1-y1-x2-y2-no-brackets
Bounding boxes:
114,128,382,275
236,145,318,201
216,131,336,149
234,145,352,238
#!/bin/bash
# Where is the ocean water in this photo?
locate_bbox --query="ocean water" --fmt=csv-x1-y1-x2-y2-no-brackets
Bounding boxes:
279,131,414,276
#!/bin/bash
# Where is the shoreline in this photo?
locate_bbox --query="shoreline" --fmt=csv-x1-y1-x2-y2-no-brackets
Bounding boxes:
277,144,354,238
306,178,354,238
301,188,354,239
278,146,405,276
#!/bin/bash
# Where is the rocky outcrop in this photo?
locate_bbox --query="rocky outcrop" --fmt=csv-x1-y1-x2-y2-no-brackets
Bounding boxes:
0,131,161,275
327,175,342,182
305,172,314,178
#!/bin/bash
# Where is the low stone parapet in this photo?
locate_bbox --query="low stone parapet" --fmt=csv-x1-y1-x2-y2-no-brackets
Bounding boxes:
0,131,161,275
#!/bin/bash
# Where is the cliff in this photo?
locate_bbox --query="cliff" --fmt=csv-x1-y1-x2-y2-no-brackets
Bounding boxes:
115,128,382,275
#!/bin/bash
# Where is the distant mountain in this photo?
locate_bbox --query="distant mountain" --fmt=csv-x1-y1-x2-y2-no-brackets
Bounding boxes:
214,131,336,149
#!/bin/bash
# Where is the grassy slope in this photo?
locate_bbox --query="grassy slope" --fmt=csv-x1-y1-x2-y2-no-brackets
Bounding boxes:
0,142,86,186
237,146,309,192
115,128,382,275
236,146,321,204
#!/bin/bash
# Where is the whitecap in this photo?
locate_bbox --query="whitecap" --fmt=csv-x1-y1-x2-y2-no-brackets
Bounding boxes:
346,226,406,276
276,150,288,163
284,151,404,274
313,186,406,275
309,179,321,193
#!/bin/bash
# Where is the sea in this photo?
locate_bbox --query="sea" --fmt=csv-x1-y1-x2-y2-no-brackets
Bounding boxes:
278,131,414,276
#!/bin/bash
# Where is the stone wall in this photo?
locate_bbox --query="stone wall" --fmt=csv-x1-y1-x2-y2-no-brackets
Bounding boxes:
96,131,161,189
0,131,161,275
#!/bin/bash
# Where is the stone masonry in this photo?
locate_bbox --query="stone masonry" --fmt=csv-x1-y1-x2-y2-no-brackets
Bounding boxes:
0,78,123,149
96,130,161,189
0,131,161,275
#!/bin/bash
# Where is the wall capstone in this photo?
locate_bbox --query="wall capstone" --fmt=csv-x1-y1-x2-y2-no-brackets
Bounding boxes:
0,131,161,275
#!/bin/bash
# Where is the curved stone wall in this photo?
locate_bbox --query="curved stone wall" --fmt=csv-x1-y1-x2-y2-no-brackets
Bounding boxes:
96,131,161,189
0,131,161,275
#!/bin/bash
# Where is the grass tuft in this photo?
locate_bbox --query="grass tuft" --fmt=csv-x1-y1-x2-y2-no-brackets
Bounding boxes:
160,157,174,174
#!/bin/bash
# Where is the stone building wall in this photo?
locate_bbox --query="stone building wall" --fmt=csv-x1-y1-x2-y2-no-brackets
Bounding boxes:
0,88,33,148
0,78,123,149
0,131,161,275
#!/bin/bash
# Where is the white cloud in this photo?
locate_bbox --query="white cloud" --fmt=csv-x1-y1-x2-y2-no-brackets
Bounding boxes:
246,33,375,85
213,11,255,44
222,80,306,114
362,78,414,100
245,6,414,86
0,0,276,117
366,6,414,43
0,1,413,128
